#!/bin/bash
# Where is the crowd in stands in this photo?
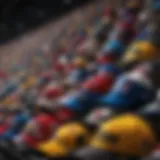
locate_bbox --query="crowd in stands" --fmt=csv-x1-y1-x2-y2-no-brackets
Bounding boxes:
0,0,160,160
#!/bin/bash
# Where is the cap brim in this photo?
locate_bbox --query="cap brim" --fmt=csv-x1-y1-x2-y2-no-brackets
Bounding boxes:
99,93,130,109
37,140,68,157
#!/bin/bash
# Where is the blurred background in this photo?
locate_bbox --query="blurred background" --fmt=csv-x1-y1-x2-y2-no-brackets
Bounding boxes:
0,0,93,44
0,0,100,73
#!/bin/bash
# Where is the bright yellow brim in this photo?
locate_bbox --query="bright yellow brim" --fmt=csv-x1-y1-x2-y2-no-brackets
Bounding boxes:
37,139,68,157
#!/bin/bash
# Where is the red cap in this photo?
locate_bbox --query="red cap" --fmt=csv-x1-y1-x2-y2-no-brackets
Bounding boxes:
82,73,114,93
44,87,64,100
54,63,64,72
0,71,7,79
103,7,116,19
97,54,115,64
22,113,60,147
56,108,74,123
119,21,132,30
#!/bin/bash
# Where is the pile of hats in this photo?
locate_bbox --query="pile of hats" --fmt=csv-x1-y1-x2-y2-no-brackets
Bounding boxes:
0,0,160,160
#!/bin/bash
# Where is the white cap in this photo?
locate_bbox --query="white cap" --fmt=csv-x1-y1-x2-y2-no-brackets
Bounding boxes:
85,107,114,125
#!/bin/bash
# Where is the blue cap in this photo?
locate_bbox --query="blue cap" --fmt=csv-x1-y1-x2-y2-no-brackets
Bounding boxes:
101,39,125,57
61,95,83,111
61,90,101,112
99,76,153,110
98,64,121,76
152,0,160,10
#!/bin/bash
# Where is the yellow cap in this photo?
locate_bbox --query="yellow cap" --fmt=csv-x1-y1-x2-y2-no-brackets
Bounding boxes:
127,0,140,8
122,41,159,65
37,123,90,157
73,57,88,68
20,76,37,90
37,140,68,157
1,96,13,105
91,114,156,156
54,122,90,149
17,71,26,77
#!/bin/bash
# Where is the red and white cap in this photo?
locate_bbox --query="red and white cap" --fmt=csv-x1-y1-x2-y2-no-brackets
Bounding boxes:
85,108,114,126
37,84,64,110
